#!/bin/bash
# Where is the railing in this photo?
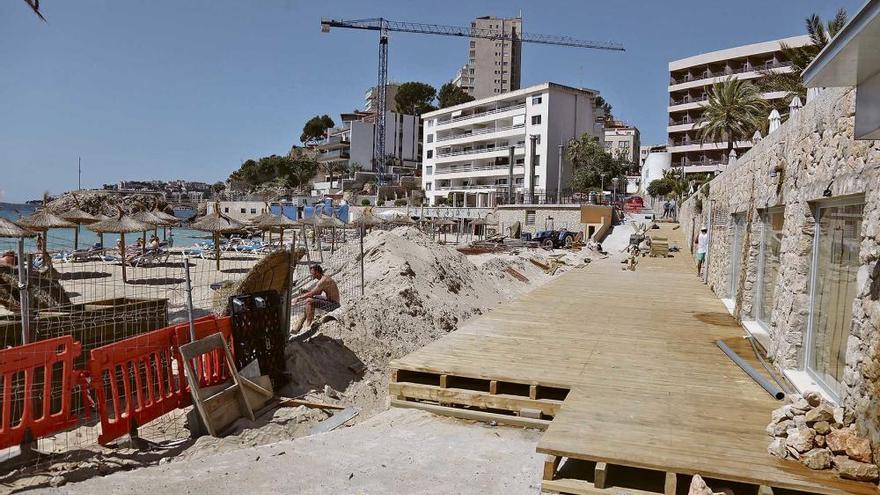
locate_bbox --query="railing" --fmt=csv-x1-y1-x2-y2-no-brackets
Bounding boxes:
669,61,794,85
436,144,524,159
435,162,524,175
437,184,515,191
318,149,350,161
669,94,708,106
435,103,526,125
669,116,697,126
436,123,525,142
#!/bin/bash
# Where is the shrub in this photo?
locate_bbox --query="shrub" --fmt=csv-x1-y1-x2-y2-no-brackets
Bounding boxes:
394,199,408,207
360,199,371,206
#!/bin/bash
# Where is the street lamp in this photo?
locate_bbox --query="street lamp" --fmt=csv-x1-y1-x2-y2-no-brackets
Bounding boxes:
611,177,619,204
600,173,607,204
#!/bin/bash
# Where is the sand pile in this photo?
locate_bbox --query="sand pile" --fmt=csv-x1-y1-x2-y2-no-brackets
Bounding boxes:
282,226,594,418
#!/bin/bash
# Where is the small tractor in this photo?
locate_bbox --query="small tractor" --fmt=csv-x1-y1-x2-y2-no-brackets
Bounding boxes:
533,229,578,249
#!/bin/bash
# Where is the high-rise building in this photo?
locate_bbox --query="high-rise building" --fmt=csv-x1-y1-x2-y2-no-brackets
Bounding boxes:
364,83,400,113
421,82,600,207
452,16,522,99
667,35,810,173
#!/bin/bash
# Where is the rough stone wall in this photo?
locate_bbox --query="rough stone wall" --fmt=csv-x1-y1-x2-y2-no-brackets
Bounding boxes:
496,206,586,236
679,87,880,455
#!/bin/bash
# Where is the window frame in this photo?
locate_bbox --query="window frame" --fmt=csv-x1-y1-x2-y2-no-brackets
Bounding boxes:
753,207,785,330
803,196,865,401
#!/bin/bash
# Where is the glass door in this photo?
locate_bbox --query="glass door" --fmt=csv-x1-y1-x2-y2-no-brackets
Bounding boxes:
805,201,864,399
727,214,746,299
754,209,784,328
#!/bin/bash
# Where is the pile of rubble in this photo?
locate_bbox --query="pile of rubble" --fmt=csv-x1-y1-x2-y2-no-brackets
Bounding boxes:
766,391,878,481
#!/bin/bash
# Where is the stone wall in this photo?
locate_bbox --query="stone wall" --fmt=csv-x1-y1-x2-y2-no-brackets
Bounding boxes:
679,87,880,457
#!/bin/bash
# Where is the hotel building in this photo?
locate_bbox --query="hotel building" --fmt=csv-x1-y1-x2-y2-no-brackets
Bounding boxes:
452,15,523,99
667,35,811,173
421,82,600,207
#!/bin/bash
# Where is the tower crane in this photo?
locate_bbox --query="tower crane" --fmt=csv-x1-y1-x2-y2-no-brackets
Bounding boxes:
320,17,624,179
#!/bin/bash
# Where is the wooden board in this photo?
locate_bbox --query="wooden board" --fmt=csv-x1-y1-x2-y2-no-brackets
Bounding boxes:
391,224,876,495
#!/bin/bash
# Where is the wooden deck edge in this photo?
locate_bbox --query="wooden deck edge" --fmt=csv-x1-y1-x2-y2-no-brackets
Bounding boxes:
389,382,562,417
390,399,550,430
389,365,573,391
542,478,659,495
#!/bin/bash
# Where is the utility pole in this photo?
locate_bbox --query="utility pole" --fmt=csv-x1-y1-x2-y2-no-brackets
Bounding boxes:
507,146,515,205
556,144,564,204
529,135,538,204
78,157,81,191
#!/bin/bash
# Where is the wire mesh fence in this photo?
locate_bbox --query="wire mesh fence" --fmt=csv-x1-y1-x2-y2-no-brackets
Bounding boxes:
0,222,365,466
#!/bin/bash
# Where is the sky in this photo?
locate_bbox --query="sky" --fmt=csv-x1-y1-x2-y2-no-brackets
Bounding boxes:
0,0,863,202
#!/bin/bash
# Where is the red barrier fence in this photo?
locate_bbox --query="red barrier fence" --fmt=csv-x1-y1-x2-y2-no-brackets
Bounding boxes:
0,336,86,450
89,315,234,445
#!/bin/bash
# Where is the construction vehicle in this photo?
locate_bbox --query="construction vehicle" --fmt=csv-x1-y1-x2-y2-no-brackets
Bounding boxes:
320,17,624,181
533,229,578,249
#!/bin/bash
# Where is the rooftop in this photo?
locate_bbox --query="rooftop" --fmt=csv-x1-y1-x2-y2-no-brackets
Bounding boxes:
669,35,811,71
422,82,598,118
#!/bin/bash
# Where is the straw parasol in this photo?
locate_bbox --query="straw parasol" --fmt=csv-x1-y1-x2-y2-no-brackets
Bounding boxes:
0,217,35,239
255,213,298,246
150,207,180,241
18,196,77,265
432,217,456,242
87,207,152,282
61,195,98,250
190,202,245,270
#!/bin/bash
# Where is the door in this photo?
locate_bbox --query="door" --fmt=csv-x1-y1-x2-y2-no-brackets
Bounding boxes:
805,201,864,399
727,214,746,299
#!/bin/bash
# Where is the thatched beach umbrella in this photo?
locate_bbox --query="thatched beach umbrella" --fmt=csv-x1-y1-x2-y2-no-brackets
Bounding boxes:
60,198,98,250
0,217,35,239
130,207,165,245
18,202,76,266
150,207,180,241
256,213,298,246
433,217,455,242
190,204,245,270
87,208,151,283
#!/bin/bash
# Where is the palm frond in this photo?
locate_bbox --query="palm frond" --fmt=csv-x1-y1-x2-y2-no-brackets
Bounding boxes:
828,8,848,38
806,14,828,47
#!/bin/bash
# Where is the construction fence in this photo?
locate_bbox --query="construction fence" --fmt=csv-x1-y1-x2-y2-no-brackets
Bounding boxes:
0,221,367,464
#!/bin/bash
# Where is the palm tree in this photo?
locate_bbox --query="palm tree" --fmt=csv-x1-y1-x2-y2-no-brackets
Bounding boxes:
758,9,848,99
695,78,769,160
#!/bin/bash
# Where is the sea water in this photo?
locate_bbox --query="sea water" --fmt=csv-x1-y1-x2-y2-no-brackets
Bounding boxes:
0,202,213,253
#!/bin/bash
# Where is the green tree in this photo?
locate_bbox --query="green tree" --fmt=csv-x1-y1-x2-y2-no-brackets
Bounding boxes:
394,82,437,115
564,134,626,193
647,178,674,198
289,159,318,192
757,9,848,100
320,161,349,191
438,82,475,108
594,96,613,120
300,114,335,144
695,78,768,158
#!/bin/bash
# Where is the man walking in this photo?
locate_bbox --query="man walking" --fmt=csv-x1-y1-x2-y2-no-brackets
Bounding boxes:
694,227,709,278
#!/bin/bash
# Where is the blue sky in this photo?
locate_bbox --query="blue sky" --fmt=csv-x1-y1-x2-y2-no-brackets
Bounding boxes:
0,0,862,202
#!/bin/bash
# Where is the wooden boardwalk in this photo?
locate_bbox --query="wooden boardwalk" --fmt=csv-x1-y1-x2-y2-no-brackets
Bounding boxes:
389,225,875,495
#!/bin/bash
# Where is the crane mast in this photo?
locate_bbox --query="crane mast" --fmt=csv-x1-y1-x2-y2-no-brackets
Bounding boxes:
320,17,624,183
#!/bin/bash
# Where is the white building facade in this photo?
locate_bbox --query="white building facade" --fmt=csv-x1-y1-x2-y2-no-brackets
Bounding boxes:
667,35,811,173
421,83,599,207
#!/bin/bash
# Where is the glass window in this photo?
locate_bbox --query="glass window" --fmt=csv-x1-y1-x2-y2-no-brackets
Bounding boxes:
425,182,432,191
426,150,433,159
427,134,433,143
531,96,543,105
806,201,864,398
425,165,433,175
525,210,536,225
250,208,257,214
531,115,542,125
726,214,746,299
754,208,784,327
240,208,246,214
224,207,229,213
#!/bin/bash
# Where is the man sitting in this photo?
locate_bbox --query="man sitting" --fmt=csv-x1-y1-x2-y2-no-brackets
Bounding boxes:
291,264,340,335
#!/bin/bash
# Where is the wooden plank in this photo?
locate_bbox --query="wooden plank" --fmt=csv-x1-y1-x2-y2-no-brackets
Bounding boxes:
594,462,608,489
279,398,346,410
307,407,359,435
489,380,498,395
389,382,561,416
542,478,659,495
529,384,537,400
543,454,560,481
391,399,549,430
664,472,676,495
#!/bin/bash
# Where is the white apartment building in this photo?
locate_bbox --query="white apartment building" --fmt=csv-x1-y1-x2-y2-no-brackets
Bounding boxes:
603,123,640,172
668,35,811,173
316,110,421,180
452,16,522,99
421,82,599,207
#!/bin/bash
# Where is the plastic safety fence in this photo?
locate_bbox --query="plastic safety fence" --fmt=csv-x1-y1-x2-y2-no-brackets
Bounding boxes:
228,290,286,387
0,336,87,450
88,315,234,445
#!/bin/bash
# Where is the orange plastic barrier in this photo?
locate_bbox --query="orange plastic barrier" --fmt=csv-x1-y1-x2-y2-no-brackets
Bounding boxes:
89,315,234,445
0,336,86,450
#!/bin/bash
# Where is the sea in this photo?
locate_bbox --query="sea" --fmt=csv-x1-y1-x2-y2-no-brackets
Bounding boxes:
0,202,213,252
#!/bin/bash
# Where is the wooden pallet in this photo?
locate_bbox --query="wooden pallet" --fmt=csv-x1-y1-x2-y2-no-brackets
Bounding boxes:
542,456,782,495
390,368,567,429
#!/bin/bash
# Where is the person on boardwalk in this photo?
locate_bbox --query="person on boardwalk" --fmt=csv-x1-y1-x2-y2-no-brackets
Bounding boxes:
694,227,709,277
291,264,340,334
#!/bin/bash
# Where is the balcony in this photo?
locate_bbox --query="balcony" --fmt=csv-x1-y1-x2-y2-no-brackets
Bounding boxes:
669,61,793,86
436,123,525,142
317,149,350,162
436,144,524,159
436,183,514,191
669,115,698,126
669,94,708,106
435,162,524,175
435,103,526,126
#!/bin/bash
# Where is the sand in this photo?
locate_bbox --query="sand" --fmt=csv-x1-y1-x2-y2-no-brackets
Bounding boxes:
2,222,634,493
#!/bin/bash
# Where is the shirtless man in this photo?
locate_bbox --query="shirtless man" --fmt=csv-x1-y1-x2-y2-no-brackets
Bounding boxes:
292,264,340,333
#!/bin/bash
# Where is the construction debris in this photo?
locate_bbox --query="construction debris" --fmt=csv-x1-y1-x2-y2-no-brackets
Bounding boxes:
503,267,529,283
